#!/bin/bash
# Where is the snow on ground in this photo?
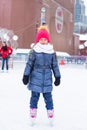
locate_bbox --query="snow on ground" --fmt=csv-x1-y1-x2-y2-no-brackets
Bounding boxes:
0,62,87,130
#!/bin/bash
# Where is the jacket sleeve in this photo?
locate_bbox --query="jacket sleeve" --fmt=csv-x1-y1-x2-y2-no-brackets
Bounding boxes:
23,50,35,76
51,53,61,78
8,47,13,55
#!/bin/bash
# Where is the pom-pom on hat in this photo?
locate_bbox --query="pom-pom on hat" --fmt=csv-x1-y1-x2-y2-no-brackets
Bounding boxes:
35,25,50,43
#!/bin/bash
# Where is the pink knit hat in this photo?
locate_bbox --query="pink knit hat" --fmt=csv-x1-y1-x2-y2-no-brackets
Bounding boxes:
35,27,50,43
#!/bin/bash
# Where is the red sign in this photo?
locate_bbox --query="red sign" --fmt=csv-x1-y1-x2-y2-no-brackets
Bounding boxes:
55,7,63,33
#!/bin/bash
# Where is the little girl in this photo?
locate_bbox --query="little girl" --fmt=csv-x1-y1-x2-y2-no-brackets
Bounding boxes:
22,25,61,125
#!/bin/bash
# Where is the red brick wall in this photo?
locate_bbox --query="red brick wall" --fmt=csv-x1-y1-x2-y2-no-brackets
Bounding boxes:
0,0,75,54
0,0,11,28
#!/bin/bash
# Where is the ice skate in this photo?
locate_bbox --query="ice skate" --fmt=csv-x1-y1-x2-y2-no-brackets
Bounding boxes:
47,109,54,126
1,70,4,73
30,108,37,126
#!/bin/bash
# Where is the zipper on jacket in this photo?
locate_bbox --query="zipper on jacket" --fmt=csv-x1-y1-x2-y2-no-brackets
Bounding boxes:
42,53,45,93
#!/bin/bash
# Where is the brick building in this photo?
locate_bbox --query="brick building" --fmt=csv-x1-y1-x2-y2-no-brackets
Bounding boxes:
0,0,75,54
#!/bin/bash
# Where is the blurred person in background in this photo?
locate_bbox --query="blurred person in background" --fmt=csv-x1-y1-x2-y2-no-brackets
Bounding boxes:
0,41,13,72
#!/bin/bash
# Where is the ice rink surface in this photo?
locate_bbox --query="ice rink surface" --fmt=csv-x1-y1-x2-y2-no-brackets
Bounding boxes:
0,63,87,130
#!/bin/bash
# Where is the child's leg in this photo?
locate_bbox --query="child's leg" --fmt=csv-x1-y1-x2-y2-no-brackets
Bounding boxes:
30,91,40,118
43,92,54,118
43,92,54,125
30,91,40,108
1,59,5,70
43,92,54,110
6,58,9,70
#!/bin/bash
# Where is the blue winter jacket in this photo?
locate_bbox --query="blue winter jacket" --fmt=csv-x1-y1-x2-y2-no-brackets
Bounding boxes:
23,50,61,93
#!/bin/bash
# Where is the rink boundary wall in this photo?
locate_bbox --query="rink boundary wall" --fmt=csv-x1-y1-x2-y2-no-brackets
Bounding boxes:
0,55,87,69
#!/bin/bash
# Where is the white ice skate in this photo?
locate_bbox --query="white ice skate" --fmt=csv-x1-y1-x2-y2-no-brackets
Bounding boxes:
47,109,54,126
30,108,37,126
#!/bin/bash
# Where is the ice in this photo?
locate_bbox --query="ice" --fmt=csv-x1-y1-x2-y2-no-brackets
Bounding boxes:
0,63,87,130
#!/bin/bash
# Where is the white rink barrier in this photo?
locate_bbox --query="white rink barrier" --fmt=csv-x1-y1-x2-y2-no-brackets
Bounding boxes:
0,54,87,69
58,56,87,65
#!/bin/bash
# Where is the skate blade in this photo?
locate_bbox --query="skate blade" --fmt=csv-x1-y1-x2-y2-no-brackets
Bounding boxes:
30,117,36,126
49,118,54,127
